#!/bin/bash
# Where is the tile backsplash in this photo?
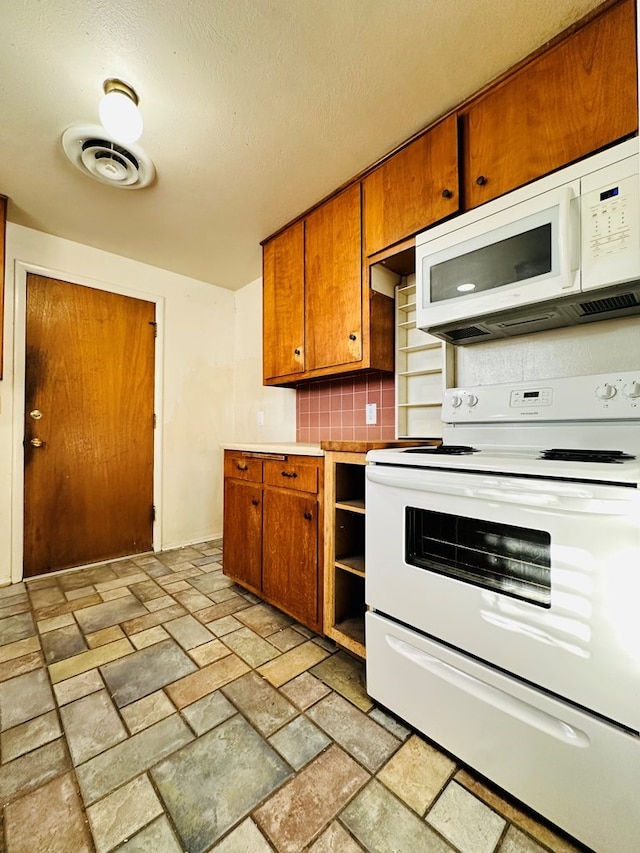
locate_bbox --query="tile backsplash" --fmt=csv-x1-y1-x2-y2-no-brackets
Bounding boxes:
296,372,395,443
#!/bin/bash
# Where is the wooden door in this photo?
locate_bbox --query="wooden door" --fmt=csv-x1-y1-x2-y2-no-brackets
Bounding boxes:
363,115,460,257
222,478,263,595
23,274,155,577
263,487,319,631
305,184,362,372
462,0,638,209
263,222,305,384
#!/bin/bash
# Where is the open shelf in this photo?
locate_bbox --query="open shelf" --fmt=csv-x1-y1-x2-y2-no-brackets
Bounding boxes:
396,271,455,439
324,451,368,659
335,554,365,576
335,499,365,513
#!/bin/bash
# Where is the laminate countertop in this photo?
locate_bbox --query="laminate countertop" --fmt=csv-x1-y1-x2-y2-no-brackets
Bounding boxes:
221,442,323,457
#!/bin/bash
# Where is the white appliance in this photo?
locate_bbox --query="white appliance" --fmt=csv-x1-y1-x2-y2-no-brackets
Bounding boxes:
366,370,640,853
415,138,640,344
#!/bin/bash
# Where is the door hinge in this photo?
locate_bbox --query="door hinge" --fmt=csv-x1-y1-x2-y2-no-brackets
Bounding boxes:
151,504,156,522
153,413,157,429
149,321,158,337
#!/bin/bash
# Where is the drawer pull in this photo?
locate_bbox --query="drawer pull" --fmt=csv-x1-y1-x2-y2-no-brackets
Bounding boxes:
281,470,298,478
251,498,260,506
304,511,313,521
441,188,453,199
476,175,487,186
236,463,248,471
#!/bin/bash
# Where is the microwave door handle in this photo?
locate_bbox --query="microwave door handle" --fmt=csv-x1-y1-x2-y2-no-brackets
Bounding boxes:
558,185,576,291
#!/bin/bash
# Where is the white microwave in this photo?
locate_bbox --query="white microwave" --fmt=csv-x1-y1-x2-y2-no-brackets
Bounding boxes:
416,138,640,344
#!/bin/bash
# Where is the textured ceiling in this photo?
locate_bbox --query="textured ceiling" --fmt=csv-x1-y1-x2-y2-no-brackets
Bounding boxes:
0,0,604,290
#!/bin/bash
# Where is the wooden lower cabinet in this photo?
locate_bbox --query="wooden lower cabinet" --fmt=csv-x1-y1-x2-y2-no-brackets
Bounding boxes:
222,450,323,633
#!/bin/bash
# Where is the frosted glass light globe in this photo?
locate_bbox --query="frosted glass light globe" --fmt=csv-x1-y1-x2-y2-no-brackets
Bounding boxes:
99,89,143,145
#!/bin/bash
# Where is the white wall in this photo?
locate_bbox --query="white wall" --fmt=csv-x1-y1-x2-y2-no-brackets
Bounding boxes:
0,224,240,585
228,277,296,444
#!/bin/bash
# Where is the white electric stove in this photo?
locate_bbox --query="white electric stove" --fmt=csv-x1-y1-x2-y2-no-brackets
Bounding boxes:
365,370,640,853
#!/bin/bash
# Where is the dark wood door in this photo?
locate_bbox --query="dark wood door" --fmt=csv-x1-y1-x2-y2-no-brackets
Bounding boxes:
222,478,263,595
263,488,319,631
23,274,155,577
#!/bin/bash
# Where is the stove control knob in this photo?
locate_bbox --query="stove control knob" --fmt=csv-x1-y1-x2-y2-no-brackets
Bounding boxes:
450,395,463,408
596,383,617,400
622,381,640,399
466,394,479,407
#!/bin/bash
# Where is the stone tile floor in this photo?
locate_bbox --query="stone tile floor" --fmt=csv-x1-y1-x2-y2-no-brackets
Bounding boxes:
0,540,593,853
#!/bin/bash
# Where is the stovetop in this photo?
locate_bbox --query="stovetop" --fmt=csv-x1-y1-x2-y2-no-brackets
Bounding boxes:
369,443,640,485
373,371,640,485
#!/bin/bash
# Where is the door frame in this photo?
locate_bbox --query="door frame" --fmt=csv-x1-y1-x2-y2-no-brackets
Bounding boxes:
10,260,164,583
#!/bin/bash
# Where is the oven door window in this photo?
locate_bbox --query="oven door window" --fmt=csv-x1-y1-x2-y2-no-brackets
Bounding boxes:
405,508,551,607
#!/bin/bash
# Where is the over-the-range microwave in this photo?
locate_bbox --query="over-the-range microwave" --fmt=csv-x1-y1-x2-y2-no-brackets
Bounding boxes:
416,138,640,344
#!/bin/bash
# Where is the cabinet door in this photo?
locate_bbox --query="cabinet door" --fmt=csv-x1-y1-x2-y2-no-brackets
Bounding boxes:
263,488,319,630
363,115,459,257
305,184,363,372
223,479,263,594
462,0,638,209
263,221,305,382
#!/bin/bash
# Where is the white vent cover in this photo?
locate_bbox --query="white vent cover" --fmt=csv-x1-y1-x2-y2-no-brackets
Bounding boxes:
62,125,155,189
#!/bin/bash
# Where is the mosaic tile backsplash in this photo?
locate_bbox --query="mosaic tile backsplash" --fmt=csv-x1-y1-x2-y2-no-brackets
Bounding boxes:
296,372,396,443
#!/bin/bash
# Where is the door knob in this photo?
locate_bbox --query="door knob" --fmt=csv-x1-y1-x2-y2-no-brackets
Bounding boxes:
30,409,43,420
30,438,44,447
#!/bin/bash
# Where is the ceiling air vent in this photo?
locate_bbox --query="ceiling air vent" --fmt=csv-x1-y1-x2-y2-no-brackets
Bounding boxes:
578,292,639,315
61,125,155,189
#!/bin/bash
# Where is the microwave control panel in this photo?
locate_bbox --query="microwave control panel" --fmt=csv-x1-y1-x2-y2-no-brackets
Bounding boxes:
581,154,640,290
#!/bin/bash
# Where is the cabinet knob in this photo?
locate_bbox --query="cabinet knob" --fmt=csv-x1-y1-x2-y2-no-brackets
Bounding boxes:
281,470,298,478
349,334,357,341
251,498,260,506
236,463,248,471
304,511,313,521
294,348,301,355
441,188,453,199
476,175,487,186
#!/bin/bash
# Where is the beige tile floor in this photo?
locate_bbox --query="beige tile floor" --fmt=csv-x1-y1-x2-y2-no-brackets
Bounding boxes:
0,540,593,853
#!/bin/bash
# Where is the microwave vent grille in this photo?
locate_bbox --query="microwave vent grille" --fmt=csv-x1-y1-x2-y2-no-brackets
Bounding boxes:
578,292,639,316
447,325,489,342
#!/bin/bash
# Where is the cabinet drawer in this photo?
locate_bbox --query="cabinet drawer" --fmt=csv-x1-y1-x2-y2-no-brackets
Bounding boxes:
224,453,263,483
264,458,319,493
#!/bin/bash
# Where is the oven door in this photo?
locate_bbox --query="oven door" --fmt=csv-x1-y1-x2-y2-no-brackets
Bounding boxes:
365,463,640,731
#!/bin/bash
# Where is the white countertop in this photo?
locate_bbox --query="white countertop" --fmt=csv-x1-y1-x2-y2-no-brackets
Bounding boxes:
221,442,324,457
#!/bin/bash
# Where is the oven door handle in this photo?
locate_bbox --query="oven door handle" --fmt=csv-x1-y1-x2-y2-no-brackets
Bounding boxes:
367,466,621,508
387,635,590,748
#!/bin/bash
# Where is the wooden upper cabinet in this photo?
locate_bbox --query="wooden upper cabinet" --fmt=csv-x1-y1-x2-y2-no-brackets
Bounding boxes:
363,115,459,257
305,184,363,372
0,195,6,379
262,221,305,382
462,0,638,210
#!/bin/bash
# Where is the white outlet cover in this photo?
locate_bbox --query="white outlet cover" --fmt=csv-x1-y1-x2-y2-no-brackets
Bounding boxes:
365,402,377,424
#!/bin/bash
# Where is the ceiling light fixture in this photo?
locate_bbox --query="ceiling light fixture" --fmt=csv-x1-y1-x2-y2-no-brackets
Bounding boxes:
98,78,143,145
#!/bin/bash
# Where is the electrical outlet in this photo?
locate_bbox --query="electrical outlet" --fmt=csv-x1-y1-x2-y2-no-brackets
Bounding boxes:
257,410,265,427
365,402,377,424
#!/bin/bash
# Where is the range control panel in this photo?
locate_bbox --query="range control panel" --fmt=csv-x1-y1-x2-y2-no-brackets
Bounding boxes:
443,371,640,423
